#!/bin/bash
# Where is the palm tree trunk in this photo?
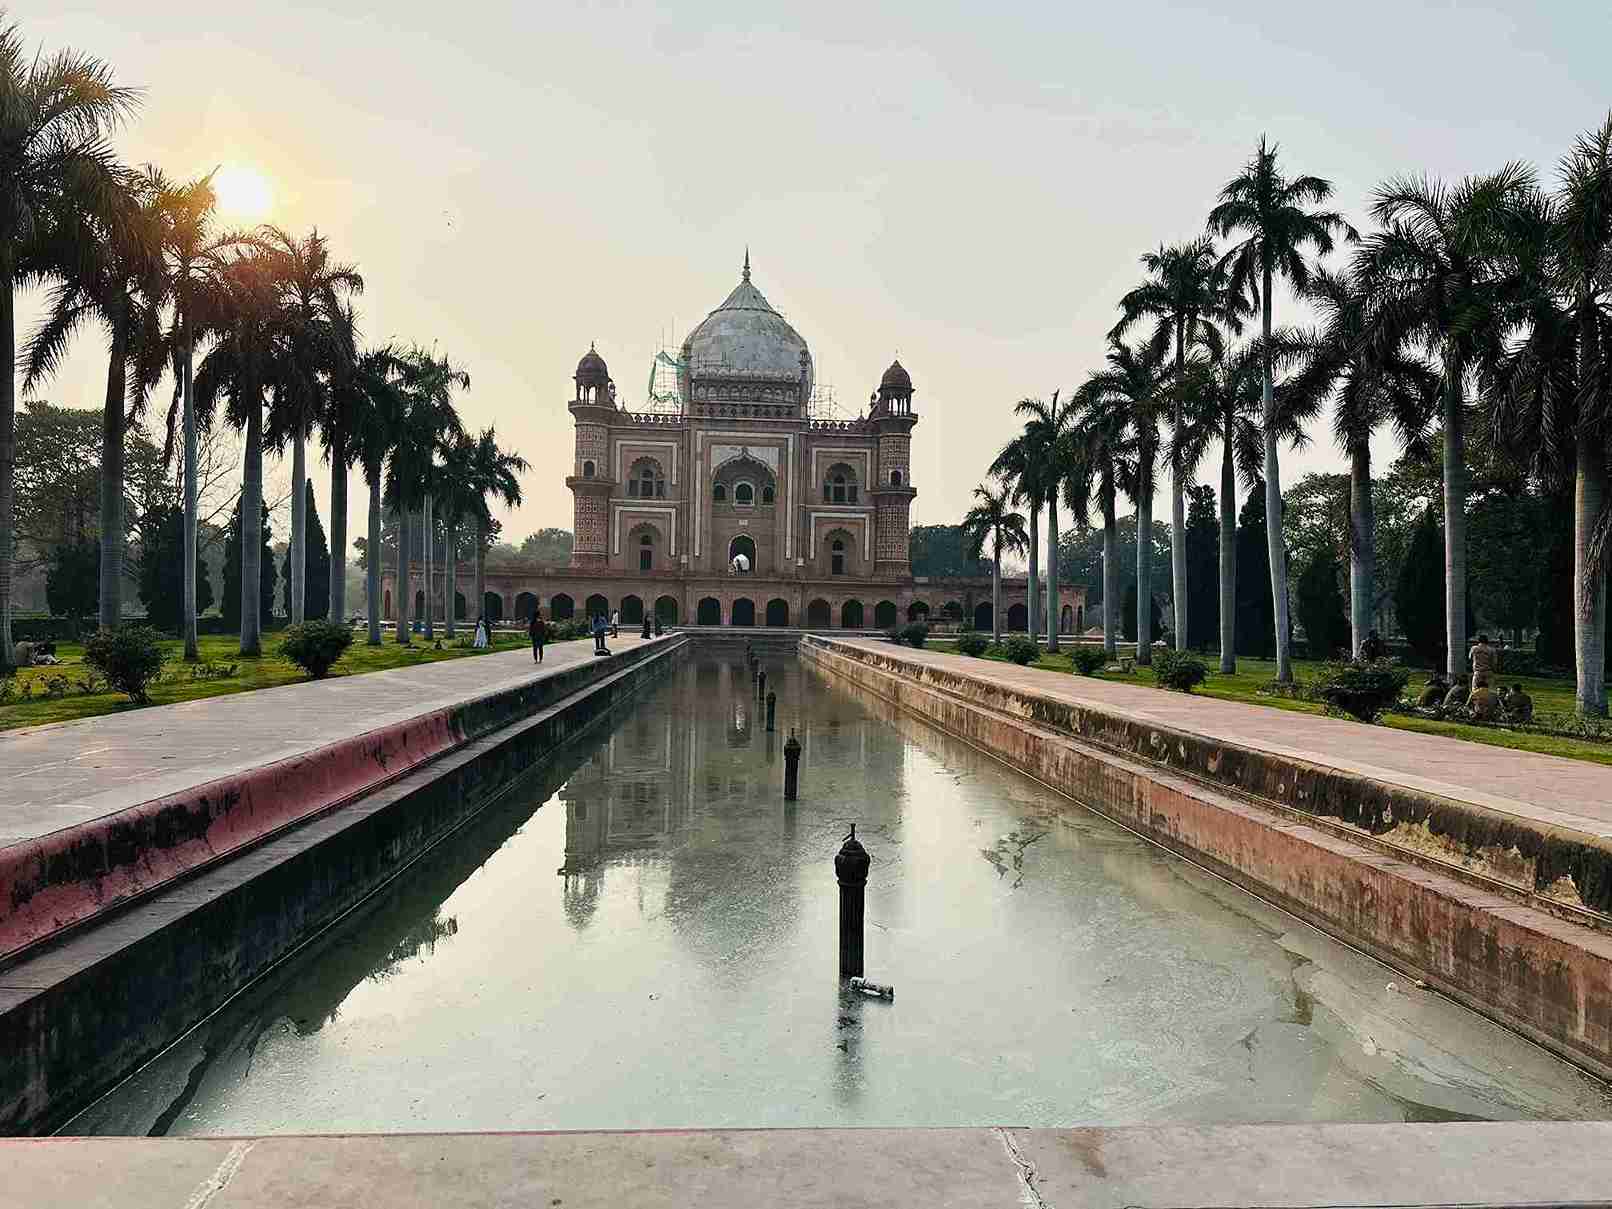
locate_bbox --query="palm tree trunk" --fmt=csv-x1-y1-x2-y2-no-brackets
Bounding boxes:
366,478,382,645
395,506,411,645
1218,425,1237,673
289,428,307,625
1442,359,1467,681
422,493,435,639
1,278,16,672
1102,498,1118,657
444,518,457,638
181,323,198,659
1137,485,1154,665
1171,323,1188,652
473,518,487,633
1574,437,1607,715
1261,273,1293,683
98,317,129,630
1026,501,1038,637
240,394,264,657
991,545,1002,643
1045,496,1060,652
329,426,347,622
1348,442,1375,658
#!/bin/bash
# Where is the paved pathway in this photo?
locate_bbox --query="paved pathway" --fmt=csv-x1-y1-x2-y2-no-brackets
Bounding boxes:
0,636,649,849
840,639,1612,841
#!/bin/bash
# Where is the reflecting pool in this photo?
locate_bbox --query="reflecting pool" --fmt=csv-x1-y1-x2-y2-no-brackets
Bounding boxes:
71,656,1612,1135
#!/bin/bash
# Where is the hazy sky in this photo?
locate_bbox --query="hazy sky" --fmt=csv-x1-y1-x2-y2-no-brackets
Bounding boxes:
22,2,1612,552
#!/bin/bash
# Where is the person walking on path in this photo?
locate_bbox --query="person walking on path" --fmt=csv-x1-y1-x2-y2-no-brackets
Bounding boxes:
593,613,610,656
1470,634,1497,689
473,616,489,649
529,609,547,663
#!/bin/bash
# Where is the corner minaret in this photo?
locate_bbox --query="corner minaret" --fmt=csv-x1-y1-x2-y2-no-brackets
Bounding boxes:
567,345,616,568
870,358,918,577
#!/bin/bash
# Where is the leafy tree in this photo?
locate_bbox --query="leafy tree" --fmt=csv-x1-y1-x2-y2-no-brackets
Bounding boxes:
1056,517,1171,611
138,503,213,633
1210,136,1357,682
223,499,276,634
0,17,139,670
1296,543,1350,658
1120,581,1163,644
47,537,98,626
1235,480,1276,658
1394,506,1479,669
1184,484,1219,652
282,480,329,622
1467,489,1542,643
909,524,989,578
519,527,574,564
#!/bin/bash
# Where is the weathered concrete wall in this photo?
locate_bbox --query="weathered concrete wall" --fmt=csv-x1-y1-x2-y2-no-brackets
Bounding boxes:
0,640,676,964
802,637,1612,1080
0,639,688,1136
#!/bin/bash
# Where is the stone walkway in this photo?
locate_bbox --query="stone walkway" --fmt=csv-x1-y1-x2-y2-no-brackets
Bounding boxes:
842,639,1612,842
0,635,648,849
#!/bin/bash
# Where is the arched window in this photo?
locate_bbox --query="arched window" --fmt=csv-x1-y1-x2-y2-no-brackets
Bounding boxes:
735,482,754,505
823,463,858,504
639,532,654,571
831,538,846,576
628,458,666,499
713,482,726,502
582,459,595,478
890,469,902,486
761,484,775,504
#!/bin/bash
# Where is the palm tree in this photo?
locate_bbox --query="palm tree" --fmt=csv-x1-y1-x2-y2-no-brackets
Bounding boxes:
0,18,138,669
1077,338,1171,662
346,345,406,644
961,482,1027,644
1209,137,1357,682
468,427,527,631
387,348,467,645
21,165,170,631
1111,237,1246,651
436,433,481,639
1287,267,1437,655
261,226,362,626
193,249,288,656
321,298,370,622
989,428,1045,637
1356,165,1533,680
1064,389,1133,657
1016,391,1078,651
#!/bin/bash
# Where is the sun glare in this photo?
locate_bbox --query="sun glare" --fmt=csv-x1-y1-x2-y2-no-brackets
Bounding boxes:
212,163,273,223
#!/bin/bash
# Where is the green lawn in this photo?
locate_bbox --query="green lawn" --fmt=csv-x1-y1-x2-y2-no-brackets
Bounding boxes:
1,628,553,732
926,640,1612,766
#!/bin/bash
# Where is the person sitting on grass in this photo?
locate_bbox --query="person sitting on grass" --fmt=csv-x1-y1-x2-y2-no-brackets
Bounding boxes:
1441,675,1469,716
1417,672,1449,709
1468,681,1501,722
1503,683,1534,723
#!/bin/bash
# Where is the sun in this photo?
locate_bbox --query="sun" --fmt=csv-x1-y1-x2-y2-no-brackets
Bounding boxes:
212,163,273,223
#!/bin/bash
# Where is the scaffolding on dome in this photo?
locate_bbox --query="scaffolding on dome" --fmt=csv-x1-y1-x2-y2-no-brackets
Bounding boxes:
643,349,685,414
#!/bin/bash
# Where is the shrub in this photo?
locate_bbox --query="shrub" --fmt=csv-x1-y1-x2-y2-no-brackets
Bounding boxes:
1311,659,1410,722
83,625,168,704
1151,648,1208,692
278,620,355,679
901,622,930,649
1000,636,1039,665
956,632,989,657
885,626,904,644
1069,645,1107,676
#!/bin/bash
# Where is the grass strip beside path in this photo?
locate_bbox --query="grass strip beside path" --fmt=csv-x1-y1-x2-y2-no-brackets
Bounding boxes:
0,630,564,732
925,640,1612,767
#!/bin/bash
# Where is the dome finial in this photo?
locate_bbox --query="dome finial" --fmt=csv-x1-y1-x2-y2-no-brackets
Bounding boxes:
743,245,750,282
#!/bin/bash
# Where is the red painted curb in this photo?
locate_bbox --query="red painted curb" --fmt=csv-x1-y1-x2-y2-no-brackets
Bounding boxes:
0,705,467,964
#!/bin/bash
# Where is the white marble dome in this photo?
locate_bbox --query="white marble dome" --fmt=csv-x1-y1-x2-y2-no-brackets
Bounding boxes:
681,256,813,392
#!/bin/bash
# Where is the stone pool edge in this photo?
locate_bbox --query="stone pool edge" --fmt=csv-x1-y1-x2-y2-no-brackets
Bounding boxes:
0,636,690,1137
802,635,1612,1083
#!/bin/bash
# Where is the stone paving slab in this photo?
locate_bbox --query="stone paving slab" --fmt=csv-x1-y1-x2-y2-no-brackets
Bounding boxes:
843,639,1612,841
0,637,646,849
8,1123,1612,1208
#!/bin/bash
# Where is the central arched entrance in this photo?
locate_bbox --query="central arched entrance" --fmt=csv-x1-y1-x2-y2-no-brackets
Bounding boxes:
656,595,679,625
731,598,756,626
806,598,830,627
697,597,721,626
766,598,789,627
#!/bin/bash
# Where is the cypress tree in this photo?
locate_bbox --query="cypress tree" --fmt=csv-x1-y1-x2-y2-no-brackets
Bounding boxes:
224,500,277,634
1296,544,1351,659
1234,480,1275,658
138,505,214,634
282,481,331,622
1396,506,1446,668
1184,484,1219,652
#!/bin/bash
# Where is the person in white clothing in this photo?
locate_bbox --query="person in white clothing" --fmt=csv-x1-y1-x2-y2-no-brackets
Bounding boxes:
473,617,489,649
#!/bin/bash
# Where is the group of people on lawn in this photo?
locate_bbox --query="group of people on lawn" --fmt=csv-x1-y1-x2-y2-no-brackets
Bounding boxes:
1411,633,1534,724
